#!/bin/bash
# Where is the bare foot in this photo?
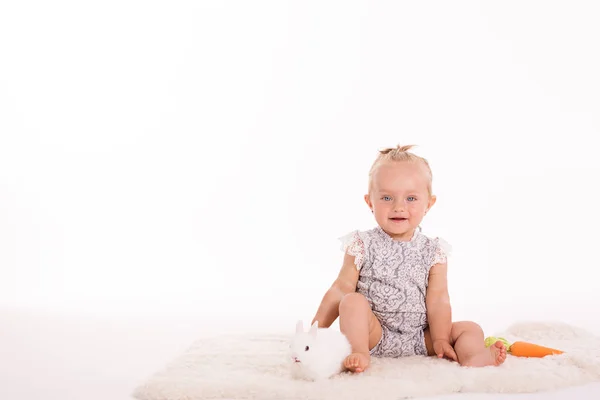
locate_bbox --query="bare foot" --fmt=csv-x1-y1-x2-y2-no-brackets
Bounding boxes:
343,352,370,373
461,340,507,367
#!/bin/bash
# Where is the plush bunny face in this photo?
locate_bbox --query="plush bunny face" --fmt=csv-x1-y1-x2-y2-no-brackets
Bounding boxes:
289,320,351,381
290,327,321,367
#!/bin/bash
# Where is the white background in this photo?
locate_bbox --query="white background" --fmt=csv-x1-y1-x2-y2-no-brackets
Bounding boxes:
2,0,600,339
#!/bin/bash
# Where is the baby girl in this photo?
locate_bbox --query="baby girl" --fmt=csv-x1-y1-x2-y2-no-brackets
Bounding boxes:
311,145,506,372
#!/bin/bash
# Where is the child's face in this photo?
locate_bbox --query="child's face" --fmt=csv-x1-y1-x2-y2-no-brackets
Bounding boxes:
365,161,436,241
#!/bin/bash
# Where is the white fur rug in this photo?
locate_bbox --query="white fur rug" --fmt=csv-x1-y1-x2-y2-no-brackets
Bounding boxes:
133,322,600,400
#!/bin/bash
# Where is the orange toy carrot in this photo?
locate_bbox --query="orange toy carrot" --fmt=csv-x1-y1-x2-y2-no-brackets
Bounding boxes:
485,336,564,358
509,341,563,357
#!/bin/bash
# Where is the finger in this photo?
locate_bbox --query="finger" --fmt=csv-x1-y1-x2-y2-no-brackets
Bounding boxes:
436,348,443,358
448,348,458,362
442,346,454,360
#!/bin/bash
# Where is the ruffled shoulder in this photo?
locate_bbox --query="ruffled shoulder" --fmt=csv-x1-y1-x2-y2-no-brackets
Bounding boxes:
338,230,369,271
432,237,452,266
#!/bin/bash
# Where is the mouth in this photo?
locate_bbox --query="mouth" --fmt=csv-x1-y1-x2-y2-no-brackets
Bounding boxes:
389,217,408,222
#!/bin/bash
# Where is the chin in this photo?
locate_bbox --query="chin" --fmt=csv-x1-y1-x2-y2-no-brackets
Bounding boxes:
384,226,409,235
385,224,415,236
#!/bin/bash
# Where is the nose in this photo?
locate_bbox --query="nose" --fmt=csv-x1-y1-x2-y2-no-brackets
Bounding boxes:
394,200,405,212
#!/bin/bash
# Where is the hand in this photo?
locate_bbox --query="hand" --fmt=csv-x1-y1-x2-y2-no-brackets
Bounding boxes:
433,339,458,362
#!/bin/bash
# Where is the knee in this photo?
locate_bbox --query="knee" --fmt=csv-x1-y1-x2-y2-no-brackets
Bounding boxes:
451,321,483,338
339,292,368,315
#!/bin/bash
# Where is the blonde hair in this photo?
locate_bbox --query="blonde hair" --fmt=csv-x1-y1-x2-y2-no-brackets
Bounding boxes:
368,144,433,195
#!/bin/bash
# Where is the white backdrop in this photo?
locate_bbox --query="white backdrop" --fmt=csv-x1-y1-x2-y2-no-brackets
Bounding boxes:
1,1,599,336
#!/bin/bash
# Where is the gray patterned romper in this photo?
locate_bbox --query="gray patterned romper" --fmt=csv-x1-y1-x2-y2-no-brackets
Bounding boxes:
340,226,451,358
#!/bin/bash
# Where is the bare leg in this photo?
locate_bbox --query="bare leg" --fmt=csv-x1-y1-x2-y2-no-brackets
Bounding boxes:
338,293,382,373
424,321,506,367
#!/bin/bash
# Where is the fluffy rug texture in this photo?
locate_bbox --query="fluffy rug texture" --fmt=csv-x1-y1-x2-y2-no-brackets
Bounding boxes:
133,322,600,400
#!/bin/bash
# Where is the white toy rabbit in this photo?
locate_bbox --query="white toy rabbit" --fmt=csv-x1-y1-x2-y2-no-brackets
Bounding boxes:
289,320,352,381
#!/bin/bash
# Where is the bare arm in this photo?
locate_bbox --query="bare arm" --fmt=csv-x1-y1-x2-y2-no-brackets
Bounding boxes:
426,262,452,343
311,252,359,328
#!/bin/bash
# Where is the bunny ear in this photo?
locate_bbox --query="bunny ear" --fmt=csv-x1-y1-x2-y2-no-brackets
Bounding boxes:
309,320,319,336
296,320,304,333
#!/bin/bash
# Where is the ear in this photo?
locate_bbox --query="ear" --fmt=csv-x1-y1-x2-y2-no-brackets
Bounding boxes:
364,194,373,212
309,321,319,337
426,195,437,213
296,320,304,333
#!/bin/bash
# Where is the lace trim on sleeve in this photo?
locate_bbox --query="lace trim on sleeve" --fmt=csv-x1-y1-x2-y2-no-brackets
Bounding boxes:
432,237,452,265
338,230,366,270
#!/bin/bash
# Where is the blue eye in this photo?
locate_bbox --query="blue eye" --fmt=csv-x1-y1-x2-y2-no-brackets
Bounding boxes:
407,196,416,202
382,196,392,201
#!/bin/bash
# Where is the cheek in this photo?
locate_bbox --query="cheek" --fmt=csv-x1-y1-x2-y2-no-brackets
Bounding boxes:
374,207,387,218
375,201,388,209
378,203,393,212
408,202,427,213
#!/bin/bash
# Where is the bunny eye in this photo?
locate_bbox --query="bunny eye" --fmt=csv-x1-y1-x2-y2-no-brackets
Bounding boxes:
305,346,310,351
